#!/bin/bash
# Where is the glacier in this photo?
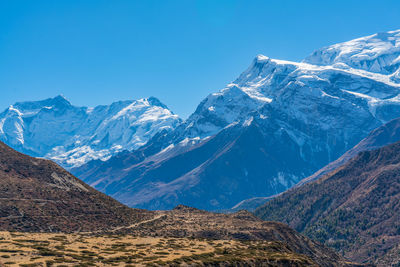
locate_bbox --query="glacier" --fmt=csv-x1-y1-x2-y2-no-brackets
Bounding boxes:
304,29,400,75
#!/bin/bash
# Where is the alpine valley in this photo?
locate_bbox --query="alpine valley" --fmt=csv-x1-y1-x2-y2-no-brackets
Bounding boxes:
1,28,400,266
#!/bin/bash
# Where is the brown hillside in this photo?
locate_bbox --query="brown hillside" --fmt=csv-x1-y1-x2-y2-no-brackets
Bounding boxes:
0,141,152,232
255,141,400,265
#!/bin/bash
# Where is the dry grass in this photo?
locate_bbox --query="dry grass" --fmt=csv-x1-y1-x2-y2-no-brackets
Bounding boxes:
0,231,314,266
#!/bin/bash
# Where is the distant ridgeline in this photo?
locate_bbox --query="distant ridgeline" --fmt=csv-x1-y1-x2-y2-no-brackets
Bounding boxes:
0,96,181,168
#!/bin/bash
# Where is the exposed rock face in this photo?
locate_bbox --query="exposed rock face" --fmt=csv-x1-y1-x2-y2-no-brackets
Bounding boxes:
232,116,400,213
299,117,400,185
255,141,400,265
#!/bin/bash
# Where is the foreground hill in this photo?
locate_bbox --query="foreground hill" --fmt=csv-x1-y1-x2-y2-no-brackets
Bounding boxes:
118,205,356,266
0,206,359,266
0,141,151,232
73,29,400,211
0,231,360,267
255,141,400,264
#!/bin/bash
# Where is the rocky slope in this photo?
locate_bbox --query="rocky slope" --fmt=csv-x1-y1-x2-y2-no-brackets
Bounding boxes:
299,116,400,185
73,29,400,211
231,116,400,212
375,243,400,266
0,95,181,168
0,141,359,266
0,141,151,232
255,141,400,265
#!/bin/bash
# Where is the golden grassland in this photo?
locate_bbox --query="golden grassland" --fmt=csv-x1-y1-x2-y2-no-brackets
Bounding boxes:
0,231,314,266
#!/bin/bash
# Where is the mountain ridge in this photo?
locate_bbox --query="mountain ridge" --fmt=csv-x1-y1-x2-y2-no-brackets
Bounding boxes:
304,29,400,75
0,95,181,168
73,29,400,211
230,116,400,212
255,140,400,265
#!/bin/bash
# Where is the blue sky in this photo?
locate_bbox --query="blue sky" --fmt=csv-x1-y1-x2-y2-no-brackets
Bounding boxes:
1,0,400,118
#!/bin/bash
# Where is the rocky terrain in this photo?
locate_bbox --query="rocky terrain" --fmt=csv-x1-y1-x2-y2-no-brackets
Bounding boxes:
255,141,400,265
119,205,354,266
0,140,151,232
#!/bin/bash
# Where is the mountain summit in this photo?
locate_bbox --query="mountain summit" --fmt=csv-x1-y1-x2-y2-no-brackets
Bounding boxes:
304,29,400,74
73,29,400,211
0,96,181,168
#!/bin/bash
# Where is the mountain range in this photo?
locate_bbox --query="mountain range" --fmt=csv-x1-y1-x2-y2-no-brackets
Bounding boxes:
0,96,181,168
1,29,400,213
299,116,400,185
71,29,400,211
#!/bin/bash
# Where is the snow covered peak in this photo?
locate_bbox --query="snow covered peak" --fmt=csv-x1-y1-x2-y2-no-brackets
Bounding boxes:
0,96,181,168
146,96,170,110
304,29,400,74
255,54,270,63
53,94,69,103
12,95,72,114
164,32,400,146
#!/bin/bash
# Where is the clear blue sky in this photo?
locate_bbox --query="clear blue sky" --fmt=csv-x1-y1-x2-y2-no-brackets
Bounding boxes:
1,0,400,118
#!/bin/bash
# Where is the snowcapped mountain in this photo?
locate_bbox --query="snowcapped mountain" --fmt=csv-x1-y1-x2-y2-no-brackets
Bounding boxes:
304,29,400,75
72,29,400,211
0,96,181,168
147,49,400,148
